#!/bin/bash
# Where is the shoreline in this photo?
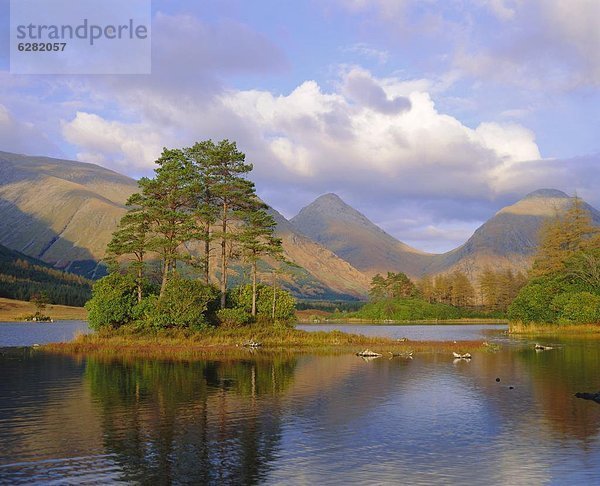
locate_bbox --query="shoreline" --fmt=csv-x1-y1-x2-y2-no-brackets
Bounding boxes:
509,322,600,335
0,297,87,321
297,318,508,325
42,327,493,360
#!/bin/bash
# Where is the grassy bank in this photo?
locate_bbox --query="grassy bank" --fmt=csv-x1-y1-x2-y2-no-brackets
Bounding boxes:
509,321,600,335
298,315,507,325
0,297,88,321
43,325,491,360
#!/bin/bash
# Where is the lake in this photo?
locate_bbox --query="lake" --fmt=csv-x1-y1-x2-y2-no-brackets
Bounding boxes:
2,323,600,484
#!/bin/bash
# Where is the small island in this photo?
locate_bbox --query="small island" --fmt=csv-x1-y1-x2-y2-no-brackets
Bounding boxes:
41,141,599,363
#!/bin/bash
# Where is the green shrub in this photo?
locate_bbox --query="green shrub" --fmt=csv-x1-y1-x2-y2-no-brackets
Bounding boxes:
507,278,561,324
231,284,296,322
216,307,252,327
557,292,600,324
85,273,138,330
149,274,218,330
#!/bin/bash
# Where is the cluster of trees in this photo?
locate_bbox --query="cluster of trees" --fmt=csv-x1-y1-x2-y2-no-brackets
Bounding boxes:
357,267,528,320
0,247,91,306
370,272,417,300
355,271,470,320
417,269,526,311
418,272,476,308
478,268,527,312
508,199,600,325
87,140,295,331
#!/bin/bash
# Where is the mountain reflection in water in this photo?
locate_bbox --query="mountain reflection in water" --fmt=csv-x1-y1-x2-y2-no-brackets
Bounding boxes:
1,341,600,484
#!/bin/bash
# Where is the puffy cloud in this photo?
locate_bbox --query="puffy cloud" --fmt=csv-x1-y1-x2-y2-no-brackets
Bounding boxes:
61,112,165,171
62,67,543,204
343,69,411,114
58,65,600,251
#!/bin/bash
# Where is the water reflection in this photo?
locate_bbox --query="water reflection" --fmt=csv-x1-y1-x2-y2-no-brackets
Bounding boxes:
2,344,600,484
86,356,297,484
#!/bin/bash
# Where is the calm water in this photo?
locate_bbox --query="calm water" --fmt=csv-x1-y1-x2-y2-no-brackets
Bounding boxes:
2,325,600,484
0,321,90,347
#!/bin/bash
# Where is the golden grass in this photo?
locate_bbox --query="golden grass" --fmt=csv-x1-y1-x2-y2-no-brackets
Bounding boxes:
509,321,600,335
0,297,88,321
305,317,507,325
43,325,491,361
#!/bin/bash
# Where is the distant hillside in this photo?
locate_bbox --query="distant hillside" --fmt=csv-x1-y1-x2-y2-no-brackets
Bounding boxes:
0,151,369,299
291,193,434,277
291,190,600,280
423,189,600,276
0,243,91,306
0,151,138,278
4,150,596,297
268,207,370,298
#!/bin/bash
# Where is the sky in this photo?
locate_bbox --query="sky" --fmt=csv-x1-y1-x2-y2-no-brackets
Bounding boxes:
0,0,599,253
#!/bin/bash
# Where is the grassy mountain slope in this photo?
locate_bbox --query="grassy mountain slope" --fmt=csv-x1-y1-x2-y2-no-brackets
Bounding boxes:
291,189,600,280
290,193,433,277
269,207,370,298
0,151,369,299
0,151,138,278
423,189,600,276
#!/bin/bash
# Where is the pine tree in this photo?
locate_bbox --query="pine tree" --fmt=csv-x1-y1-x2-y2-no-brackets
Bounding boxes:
186,142,220,284
417,275,435,303
238,207,283,316
369,274,387,301
106,199,151,303
136,148,197,296
205,140,257,309
478,266,498,310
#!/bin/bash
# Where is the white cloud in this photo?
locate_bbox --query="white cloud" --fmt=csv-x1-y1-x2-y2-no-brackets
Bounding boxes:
61,112,164,170
457,0,600,89
63,68,541,201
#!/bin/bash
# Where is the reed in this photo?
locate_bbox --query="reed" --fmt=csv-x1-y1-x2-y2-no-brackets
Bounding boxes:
509,321,600,335
42,325,492,361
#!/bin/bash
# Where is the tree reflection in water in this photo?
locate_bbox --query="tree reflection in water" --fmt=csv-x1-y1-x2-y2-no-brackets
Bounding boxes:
85,355,297,484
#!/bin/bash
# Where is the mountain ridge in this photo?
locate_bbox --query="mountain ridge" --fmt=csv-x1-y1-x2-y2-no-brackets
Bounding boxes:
1,150,598,297
293,189,600,279
0,151,370,298
291,192,432,277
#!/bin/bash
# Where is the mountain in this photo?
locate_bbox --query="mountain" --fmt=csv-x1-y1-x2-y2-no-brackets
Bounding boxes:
291,193,433,277
268,207,371,298
0,243,91,306
0,151,369,298
424,189,600,276
291,189,600,280
0,151,138,278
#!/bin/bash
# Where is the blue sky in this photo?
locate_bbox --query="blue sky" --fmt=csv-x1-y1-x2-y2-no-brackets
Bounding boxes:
0,0,598,252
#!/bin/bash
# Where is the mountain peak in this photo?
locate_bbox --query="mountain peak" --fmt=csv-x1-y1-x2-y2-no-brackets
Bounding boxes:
290,193,428,276
310,192,349,208
522,188,570,200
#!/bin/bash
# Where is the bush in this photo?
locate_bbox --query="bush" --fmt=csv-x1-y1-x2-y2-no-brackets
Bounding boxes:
557,292,600,324
85,273,138,330
508,273,600,325
231,284,296,322
507,278,563,324
149,274,219,330
216,307,252,327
